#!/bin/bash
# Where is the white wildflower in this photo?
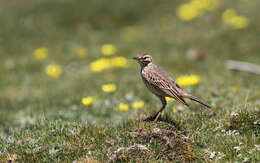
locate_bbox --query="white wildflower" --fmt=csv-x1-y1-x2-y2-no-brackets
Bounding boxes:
243,157,250,162
224,130,240,136
255,144,260,151
208,151,217,159
234,146,241,151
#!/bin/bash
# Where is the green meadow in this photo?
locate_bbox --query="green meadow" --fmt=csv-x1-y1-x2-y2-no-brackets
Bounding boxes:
0,0,259,162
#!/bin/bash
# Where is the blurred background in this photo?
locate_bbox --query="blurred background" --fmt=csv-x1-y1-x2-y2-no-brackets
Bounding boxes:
0,0,259,132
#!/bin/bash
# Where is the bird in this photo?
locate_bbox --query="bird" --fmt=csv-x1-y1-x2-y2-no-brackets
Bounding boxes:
133,53,211,122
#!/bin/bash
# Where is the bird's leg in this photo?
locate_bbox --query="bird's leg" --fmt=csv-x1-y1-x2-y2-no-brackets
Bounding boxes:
153,96,167,122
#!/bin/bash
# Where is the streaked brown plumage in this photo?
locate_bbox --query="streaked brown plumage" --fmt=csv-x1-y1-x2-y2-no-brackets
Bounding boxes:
133,53,211,122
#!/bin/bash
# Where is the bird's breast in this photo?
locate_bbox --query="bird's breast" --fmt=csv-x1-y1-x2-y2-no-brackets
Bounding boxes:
141,68,161,96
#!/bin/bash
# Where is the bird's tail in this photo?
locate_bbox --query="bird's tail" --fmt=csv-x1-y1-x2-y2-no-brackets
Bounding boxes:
184,94,211,108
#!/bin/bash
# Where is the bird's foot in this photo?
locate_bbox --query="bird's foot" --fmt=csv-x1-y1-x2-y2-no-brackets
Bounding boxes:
143,113,161,122
153,113,161,122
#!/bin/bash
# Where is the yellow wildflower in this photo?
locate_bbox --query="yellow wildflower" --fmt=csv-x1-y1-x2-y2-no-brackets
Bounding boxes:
75,47,88,58
176,75,200,87
222,9,237,23
81,96,95,106
33,47,48,61
101,44,117,56
118,103,129,111
102,83,117,93
110,56,128,67
228,16,249,29
45,64,62,78
131,101,144,109
192,0,220,11
177,0,220,21
166,97,176,102
191,0,208,10
90,58,111,72
177,3,202,21
90,56,128,72
222,9,249,29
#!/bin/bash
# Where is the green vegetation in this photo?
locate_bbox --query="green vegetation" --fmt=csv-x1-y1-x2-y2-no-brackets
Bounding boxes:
0,0,259,162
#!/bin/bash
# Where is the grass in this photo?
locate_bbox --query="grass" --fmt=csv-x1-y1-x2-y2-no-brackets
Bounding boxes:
0,0,260,162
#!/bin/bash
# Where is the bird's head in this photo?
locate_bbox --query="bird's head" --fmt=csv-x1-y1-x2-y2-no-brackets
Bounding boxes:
133,53,153,66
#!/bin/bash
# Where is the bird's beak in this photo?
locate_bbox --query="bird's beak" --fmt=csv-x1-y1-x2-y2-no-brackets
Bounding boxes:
132,56,139,60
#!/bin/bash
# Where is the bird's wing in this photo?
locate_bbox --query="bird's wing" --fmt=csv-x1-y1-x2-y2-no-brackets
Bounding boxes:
144,67,188,106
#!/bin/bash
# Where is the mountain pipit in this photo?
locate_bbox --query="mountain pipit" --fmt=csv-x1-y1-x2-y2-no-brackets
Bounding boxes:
133,53,211,122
